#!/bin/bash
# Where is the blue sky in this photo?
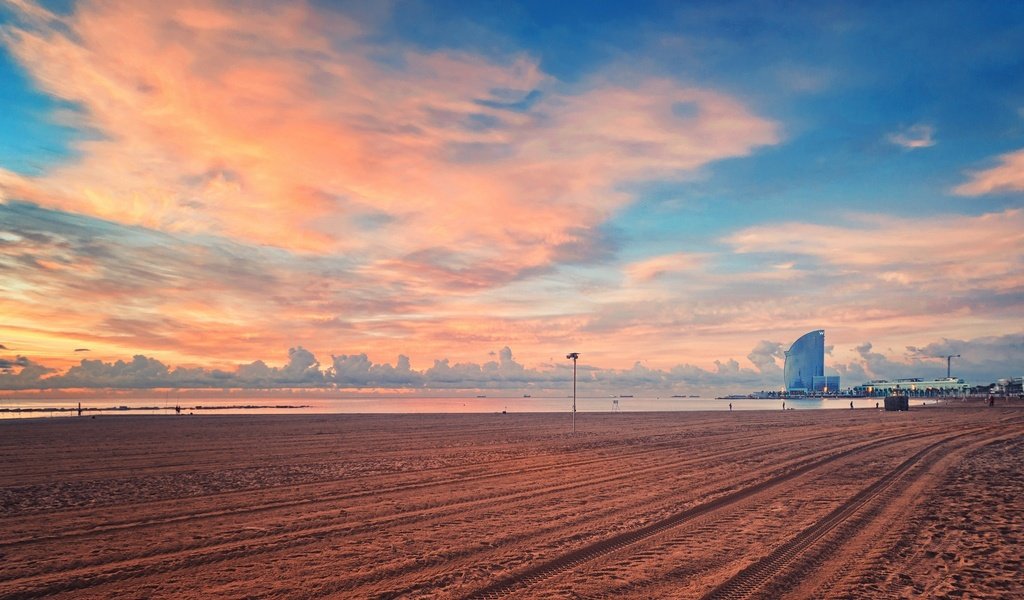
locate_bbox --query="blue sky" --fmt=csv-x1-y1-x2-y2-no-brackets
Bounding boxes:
0,0,1021,394
0,47,77,174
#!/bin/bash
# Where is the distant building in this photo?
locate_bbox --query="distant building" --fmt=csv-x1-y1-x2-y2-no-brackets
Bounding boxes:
995,377,1023,395
784,329,839,393
852,378,969,397
812,375,841,393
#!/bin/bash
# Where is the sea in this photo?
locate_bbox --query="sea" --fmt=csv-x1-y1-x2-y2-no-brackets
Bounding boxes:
0,394,942,418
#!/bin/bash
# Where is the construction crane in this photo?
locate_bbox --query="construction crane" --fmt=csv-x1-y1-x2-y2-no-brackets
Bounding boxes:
936,354,960,379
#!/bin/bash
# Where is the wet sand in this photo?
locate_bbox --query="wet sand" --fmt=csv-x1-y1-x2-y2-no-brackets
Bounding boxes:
1,406,1021,598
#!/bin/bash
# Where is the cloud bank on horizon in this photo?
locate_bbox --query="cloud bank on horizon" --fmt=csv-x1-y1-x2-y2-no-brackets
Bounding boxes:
0,1,1021,395
2,336,1021,393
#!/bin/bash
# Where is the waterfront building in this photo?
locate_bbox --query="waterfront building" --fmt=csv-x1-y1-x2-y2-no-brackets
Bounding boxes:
784,330,839,393
852,377,969,397
811,375,841,393
995,377,1022,395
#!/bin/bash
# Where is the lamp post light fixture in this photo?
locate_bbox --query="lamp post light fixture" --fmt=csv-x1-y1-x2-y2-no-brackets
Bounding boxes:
566,352,579,433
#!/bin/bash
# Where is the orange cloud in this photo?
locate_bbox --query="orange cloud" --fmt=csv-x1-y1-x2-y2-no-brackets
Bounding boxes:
2,0,778,283
0,1,788,375
0,0,784,377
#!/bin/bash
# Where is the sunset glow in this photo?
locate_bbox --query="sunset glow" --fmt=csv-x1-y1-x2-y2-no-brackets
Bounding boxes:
1,1,1021,395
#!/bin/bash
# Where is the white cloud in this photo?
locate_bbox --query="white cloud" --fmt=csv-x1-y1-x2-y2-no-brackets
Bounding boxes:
886,124,935,149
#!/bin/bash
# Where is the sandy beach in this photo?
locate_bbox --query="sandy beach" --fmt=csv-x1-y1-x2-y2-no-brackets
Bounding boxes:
1,405,1021,599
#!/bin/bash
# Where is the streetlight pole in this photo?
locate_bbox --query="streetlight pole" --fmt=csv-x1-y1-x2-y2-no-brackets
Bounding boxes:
566,352,579,433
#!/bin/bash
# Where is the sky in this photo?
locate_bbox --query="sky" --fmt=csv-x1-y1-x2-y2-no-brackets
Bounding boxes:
0,0,1022,396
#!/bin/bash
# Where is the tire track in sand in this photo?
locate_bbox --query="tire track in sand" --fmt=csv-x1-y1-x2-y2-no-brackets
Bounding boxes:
0,427,822,550
455,428,956,599
700,428,994,600
0,431,853,596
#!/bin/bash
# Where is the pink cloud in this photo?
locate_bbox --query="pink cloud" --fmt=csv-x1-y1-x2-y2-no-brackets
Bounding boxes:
2,0,778,283
0,2,782,376
625,252,706,283
954,148,1024,195
726,209,1024,291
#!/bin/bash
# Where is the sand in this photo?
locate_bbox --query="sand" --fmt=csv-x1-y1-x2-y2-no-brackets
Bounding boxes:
1,405,1021,599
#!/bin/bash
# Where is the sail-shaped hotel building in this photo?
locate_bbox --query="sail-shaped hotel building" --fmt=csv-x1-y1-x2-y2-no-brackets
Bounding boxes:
784,329,839,393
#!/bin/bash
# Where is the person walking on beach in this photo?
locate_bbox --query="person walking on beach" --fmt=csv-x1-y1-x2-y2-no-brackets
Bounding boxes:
729,402,732,411
782,401,785,410
850,400,854,409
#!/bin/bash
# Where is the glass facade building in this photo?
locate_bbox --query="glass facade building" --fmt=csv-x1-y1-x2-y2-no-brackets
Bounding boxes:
811,375,841,393
784,329,825,392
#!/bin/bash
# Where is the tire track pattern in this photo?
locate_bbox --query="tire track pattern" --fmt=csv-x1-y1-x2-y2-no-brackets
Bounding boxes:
0,432,860,597
1,428,803,549
700,431,973,600
4,414,1013,600
461,431,943,600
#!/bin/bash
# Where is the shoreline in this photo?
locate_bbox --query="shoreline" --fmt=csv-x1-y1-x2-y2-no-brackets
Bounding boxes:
1,395,1020,422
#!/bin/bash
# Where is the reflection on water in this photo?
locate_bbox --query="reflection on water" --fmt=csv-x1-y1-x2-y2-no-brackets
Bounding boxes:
0,395,942,419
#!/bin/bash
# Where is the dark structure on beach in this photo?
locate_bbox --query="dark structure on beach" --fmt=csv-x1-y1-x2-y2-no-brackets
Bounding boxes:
884,394,910,411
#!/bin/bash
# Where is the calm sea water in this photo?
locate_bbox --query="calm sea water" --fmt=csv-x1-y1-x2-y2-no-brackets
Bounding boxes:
0,395,943,419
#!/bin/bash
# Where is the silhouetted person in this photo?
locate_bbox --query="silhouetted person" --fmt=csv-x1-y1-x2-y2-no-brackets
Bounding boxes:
77,402,82,417
729,402,732,411
875,402,879,409
850,400,854,409
782,401,785,410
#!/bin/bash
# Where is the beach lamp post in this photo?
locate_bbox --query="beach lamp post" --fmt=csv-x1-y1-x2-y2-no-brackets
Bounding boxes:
566,352,579,433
